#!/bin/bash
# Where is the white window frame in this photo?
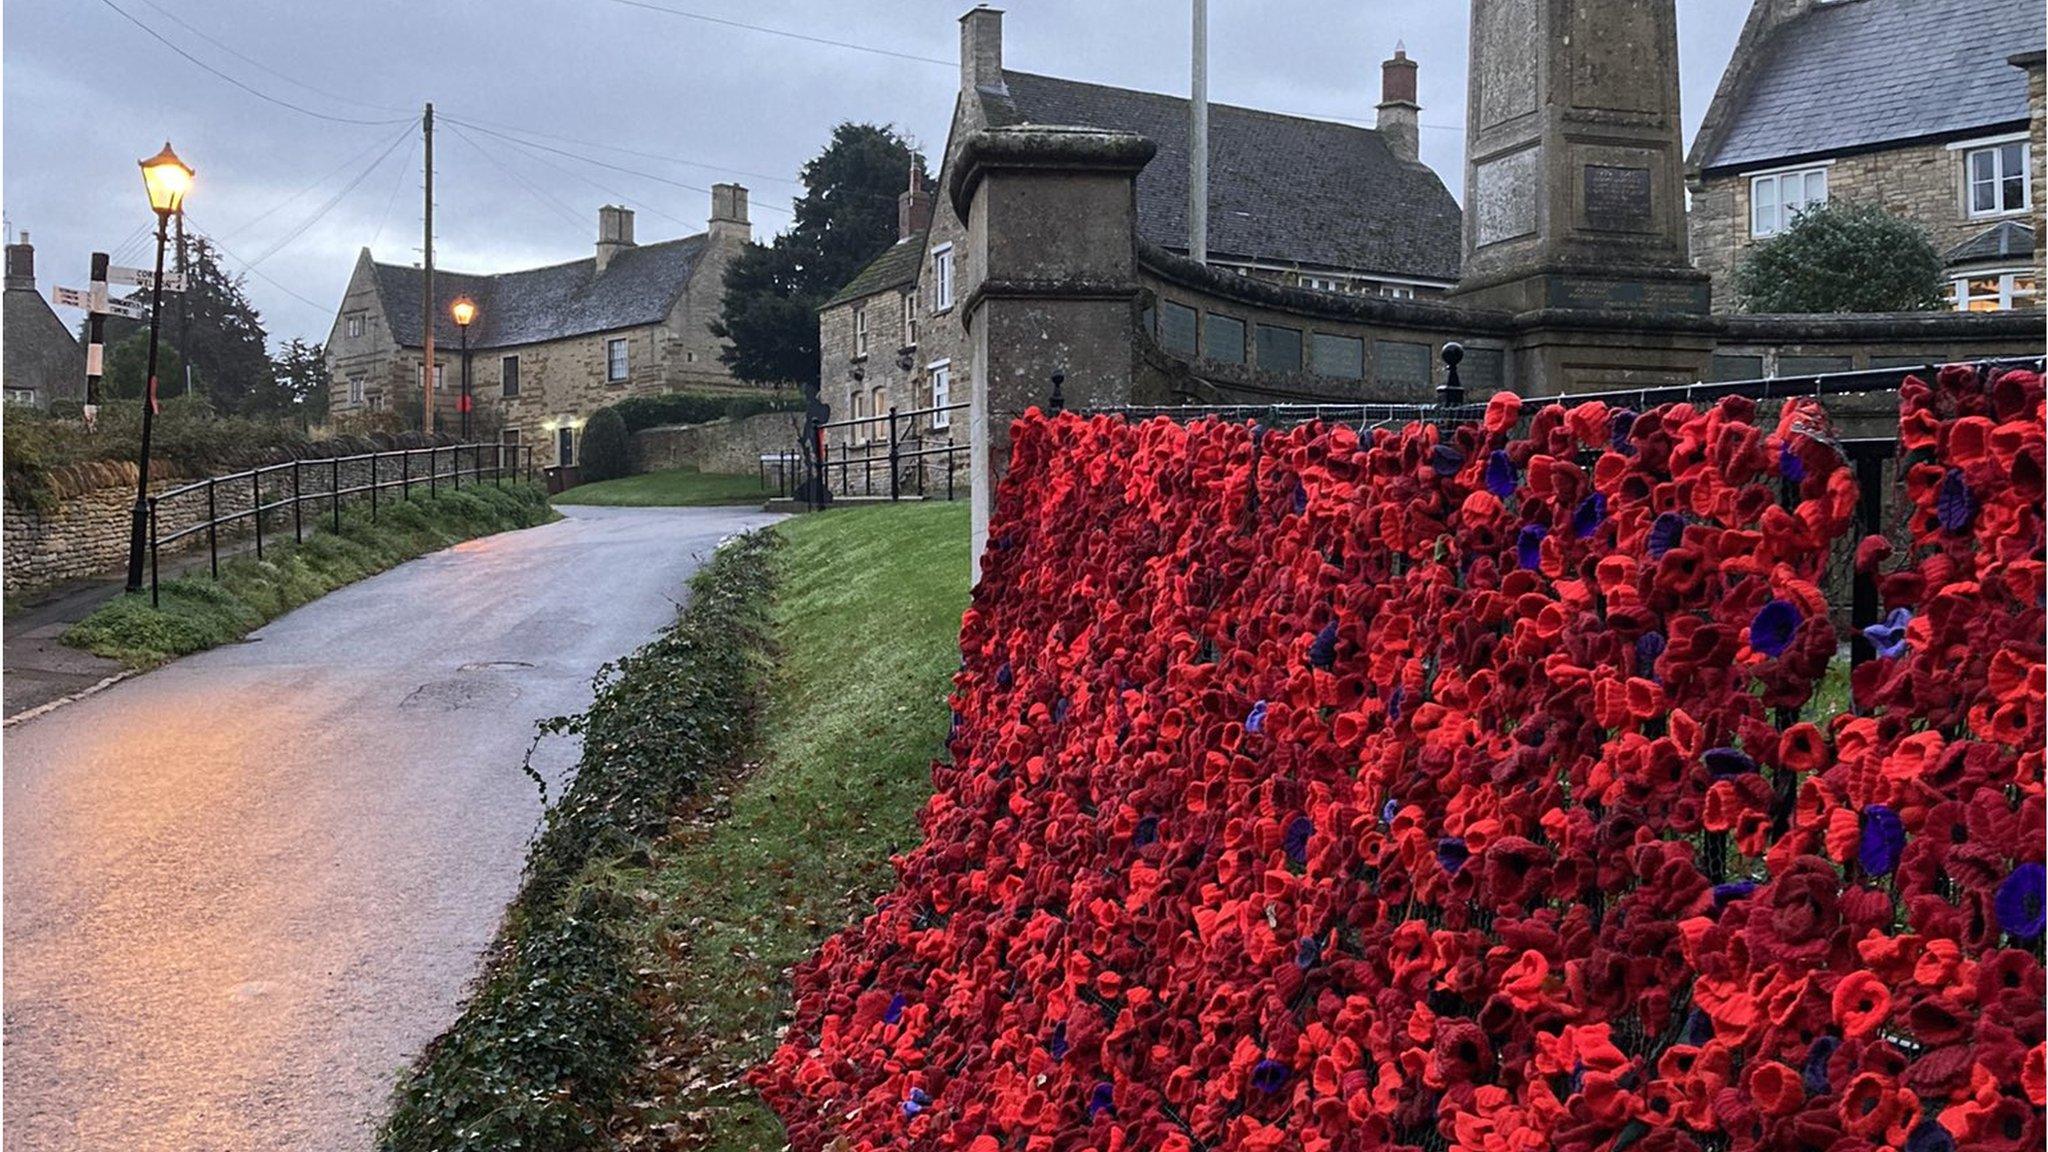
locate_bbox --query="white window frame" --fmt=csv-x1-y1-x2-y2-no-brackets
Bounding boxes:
347,375,365,405
847,389,864,443
1952,266,2040,312
902,290,918,347
928,358,951,428
870,385,887,441
1956,134,2032,218
606,337,629,382
345,312,365,339
418,364,443,391
852,304,869,358
930,242,954,313
1748,163,1830,238
6,386,37,405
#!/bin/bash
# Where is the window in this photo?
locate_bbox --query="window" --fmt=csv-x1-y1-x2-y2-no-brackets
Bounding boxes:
1254,323,1303,372
1379,284,1415,300
871,386,888,441
1203,313,1245,365
606,338,629,382
1953,269,2040,311
501,354,520,397
902,291,918,347
1159,301,1198,354
1966,141,2030,216
929,359,951,428
5,387,37,405
347,375,365,405
557,426,576,468
345,312,365,338
930,243,954,312
1300,274,1349,293
418,364,443,390
853,305,870,358
847,391,864,442
1310,333,1363,380
1750,166,1827,237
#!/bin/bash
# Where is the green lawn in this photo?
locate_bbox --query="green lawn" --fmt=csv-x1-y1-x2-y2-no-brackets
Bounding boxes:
552,467,771,507
64,484,555,668
613,502,970,1149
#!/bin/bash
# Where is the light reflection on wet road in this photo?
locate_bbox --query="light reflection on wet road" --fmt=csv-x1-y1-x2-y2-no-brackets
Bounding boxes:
4,504,778,1150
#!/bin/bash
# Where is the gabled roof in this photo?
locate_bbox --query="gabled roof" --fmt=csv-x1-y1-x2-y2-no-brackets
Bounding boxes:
977,70,1463,282
824,232,927,310
1946,220,2037,265
3,287,83,399
1699,0,2041,173
371,234,707,351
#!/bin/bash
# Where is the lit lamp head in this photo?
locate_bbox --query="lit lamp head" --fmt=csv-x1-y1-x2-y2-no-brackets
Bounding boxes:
139,142,194,216
451,298,477,328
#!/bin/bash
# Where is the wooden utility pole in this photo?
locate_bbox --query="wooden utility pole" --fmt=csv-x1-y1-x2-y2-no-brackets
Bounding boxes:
422,101,436,435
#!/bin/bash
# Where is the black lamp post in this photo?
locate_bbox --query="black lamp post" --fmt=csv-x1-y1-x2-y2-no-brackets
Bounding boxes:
451,298,476,439
125,142,193,595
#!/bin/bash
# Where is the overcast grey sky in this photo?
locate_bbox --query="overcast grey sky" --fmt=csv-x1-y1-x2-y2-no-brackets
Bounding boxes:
3,1,1750,347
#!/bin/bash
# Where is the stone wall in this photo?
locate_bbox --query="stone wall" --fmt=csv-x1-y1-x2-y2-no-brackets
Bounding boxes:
4,448,509,594
630,411,803,477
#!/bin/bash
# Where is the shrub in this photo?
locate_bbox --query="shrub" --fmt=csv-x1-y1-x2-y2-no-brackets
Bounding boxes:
1734,201,1947,313
577,407,630,483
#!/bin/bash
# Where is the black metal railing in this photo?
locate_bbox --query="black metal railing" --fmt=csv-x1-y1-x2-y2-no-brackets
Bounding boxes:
142,442,536,605
783,402,971,506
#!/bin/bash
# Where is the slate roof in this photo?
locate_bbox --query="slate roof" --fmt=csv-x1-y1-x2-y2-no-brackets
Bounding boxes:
824,231,927,309
3,287,84,401
1946,220,2037,265
372,234,706,351
1703,0,2041,172
978,70,1463,282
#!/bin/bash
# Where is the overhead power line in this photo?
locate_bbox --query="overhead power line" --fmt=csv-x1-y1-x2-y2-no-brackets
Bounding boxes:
129,0,408,116
184,217,335,312
94,0,413,126
243,127,415,270
597,0,953,67
443,120,588,233
444,115,795,217
368,133,421,252
218,123,415,246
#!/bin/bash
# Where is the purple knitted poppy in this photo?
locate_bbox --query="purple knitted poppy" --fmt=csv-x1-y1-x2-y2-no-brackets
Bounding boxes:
1749,599,1801,659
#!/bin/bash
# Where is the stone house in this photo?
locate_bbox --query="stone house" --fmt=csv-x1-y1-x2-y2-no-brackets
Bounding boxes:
3,235,84,408
818,5,1465,445
1688,0,2046,313
325,185,753,468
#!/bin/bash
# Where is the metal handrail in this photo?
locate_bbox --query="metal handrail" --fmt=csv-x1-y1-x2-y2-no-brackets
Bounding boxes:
819,401,967,432
142,442,536,605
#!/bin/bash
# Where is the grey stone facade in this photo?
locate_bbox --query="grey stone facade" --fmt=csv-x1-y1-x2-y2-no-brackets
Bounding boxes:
324,187,756,468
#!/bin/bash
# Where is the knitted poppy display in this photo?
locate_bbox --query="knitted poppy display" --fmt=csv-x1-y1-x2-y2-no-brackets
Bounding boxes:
756,367,2046,1152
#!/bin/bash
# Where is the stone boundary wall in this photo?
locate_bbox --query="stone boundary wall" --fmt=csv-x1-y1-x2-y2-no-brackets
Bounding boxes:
4,449,509,594
629,411,802,477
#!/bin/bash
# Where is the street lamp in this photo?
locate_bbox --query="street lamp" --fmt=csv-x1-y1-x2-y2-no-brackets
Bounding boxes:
451,298,476,440
125,142,193,595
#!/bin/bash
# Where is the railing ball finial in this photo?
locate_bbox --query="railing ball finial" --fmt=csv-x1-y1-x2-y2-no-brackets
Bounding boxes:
1438,341,1466,411
1049,370,1067,415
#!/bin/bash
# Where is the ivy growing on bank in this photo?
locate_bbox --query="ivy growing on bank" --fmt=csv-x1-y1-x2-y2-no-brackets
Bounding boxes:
380,529,780,1152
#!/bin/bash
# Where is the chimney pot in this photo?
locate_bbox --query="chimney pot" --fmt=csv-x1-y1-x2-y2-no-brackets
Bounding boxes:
1377,46,1421,164
960,6,1004,93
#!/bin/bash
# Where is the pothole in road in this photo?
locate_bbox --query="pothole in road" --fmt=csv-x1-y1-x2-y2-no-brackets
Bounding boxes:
401,678,519,712
459,660,535,672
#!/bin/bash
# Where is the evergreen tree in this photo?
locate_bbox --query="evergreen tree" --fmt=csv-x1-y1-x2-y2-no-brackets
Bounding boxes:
100,330,186,402
713,123,929,393
269,338,331,423
1734,202,1947,313
94,236,276,413
578,407,630,482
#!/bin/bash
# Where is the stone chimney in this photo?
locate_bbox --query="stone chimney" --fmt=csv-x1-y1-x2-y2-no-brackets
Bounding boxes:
596,205,635,273
899,163,933,240
5,231,35,291
709,183,750,244
1377,43,1420,164
960,6,1004,93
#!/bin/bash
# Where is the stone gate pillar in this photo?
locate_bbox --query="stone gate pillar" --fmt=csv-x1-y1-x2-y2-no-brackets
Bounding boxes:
947,126,1156,578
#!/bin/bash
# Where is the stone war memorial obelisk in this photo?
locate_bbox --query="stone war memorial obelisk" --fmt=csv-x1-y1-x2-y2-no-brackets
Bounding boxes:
1452,0,1719,392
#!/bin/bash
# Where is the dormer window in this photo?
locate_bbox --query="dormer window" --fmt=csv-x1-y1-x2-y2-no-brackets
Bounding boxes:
1750,166,1828,237
1964,139,2030,217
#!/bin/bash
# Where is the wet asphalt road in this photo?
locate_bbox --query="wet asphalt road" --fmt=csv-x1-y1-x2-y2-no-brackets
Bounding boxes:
3,504,779,1151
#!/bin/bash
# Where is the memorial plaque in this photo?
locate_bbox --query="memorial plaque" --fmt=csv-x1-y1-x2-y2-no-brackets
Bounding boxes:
1583,164,1652,232
1475,0,1539,128
1546,276,1710,314
1474,147,1540,247
1375,341,1432,389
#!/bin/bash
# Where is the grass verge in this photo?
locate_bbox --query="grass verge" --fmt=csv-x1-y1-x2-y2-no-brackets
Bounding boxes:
376,503,967,1151
382,529,781,1152
554,468,771,508
63,484,555,667
611,502,969,1150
